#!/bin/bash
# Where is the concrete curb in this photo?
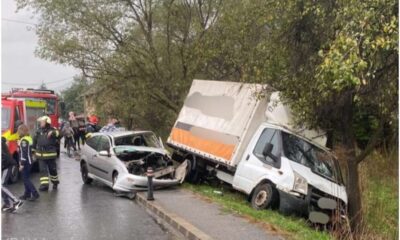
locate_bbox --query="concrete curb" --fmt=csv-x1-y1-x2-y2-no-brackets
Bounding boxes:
136,192,213,240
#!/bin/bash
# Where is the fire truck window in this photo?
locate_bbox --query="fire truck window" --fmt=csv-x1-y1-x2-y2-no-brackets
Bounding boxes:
46,99,56,114
14,107,21,122
2,107,11,130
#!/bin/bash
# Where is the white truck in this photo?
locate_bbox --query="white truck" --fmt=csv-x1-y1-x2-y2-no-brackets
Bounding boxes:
167,80,347,222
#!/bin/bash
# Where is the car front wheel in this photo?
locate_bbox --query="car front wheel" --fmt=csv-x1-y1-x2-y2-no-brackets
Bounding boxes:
81,163,92,184
112,171,118,188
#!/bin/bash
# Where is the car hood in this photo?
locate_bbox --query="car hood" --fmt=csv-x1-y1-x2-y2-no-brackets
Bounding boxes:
114,145,168,155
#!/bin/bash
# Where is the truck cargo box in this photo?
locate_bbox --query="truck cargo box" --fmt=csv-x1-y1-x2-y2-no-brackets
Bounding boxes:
167,80,270,167
167,80,327,168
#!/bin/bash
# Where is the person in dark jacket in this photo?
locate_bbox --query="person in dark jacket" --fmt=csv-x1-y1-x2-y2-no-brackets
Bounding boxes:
18,124,40,201
33,116,60,191
2,137,24,212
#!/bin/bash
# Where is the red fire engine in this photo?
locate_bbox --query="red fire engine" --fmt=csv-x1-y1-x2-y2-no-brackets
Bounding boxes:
2,97,48,182
3,88,62,129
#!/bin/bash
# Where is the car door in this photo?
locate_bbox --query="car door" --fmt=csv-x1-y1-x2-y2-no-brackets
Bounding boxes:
85,136,101,177
233,127,283,194
93,135,114,182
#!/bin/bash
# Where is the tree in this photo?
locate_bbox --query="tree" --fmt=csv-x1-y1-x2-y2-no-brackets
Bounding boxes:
265,0,398,231
17,0,223,134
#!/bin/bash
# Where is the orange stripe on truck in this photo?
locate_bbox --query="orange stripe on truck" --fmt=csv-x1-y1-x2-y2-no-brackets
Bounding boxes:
170,127,235,161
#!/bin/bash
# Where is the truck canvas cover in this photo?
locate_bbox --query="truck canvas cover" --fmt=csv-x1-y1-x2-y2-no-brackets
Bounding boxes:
168,80,266,166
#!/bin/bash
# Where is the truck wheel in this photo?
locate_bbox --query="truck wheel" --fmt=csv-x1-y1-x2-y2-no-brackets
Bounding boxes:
251,183,276,210
81,163,93,184
185,158,200,183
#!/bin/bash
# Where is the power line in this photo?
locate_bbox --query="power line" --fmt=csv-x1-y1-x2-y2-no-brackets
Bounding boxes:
2,75,76,86
2,18,37,26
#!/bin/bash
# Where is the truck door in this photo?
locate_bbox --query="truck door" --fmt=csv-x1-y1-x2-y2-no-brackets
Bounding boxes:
233,127,283,194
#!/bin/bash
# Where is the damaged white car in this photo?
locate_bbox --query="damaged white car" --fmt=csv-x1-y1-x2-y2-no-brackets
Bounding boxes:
79,131,187,192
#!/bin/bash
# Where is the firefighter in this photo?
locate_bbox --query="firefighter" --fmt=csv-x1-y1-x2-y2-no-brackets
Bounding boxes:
17,124,40,201
33,116,60,191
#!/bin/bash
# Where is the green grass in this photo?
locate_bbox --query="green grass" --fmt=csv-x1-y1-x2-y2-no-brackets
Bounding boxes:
183,183,333,240
360,151,399,239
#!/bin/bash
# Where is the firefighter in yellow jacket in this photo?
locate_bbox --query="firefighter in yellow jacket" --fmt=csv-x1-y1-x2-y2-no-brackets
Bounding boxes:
33,116,60,191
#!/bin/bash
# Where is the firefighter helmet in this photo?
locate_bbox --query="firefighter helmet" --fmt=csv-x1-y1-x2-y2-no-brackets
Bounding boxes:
37,116,51,124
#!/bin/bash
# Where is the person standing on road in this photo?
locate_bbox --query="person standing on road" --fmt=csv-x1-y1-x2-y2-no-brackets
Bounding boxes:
17,124,40,201
61,122,77,153
77,117,86,146
2,137,24,212
69,111,81,150
33,116,60,191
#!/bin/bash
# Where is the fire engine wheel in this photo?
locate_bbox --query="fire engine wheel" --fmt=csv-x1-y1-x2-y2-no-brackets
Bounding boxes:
81,162,92,184
9,165,19,183
251,183,275,210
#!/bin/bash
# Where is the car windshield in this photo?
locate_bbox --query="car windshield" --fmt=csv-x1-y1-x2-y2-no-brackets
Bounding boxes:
282,132,342,184
114,132,161,149
2,107,11,131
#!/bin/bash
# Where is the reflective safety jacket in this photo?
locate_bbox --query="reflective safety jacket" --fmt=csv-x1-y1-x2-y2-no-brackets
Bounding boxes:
18,136,33,166
33,126,59,160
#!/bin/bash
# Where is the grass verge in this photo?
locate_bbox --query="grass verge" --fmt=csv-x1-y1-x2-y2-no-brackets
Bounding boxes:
183,183,333,240
359,151,398,239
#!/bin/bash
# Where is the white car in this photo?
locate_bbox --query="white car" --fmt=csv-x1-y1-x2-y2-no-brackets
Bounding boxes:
79,131,187,192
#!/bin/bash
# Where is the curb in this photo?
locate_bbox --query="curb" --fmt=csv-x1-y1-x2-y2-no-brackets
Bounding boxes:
136,192,213,240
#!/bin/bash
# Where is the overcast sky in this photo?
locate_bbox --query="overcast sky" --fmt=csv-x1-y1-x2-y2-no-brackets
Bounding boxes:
1,0,79,93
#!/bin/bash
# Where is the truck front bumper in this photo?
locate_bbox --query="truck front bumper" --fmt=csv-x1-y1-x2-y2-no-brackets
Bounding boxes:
277,185,347,222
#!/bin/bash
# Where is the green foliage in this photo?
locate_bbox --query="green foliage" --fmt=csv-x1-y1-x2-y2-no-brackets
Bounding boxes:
60,76,88,118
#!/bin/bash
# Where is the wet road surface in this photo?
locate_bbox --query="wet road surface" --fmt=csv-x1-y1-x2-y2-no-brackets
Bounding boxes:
2,151,173,240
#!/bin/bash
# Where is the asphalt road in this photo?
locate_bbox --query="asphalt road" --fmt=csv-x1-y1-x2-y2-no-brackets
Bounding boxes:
2,150,173,240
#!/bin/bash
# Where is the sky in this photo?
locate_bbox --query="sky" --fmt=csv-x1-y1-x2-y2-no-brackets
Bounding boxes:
1,0,79,93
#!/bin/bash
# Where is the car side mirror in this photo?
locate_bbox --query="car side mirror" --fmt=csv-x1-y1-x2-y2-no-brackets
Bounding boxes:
262,143,279,162
99,150,111,157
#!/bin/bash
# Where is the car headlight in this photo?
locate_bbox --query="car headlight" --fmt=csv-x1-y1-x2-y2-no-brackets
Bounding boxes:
293,171,308,195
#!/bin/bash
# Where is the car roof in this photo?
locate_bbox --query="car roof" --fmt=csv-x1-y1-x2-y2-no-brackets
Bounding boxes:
91,130,154,138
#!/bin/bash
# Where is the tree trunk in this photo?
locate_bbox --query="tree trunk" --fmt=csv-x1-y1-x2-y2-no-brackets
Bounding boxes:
341,91,363,233
346,154,362,232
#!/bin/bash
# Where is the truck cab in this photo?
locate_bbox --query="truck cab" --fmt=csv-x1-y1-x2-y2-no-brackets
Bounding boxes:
233,122,347,221
2,97,47,183
2,97,25,183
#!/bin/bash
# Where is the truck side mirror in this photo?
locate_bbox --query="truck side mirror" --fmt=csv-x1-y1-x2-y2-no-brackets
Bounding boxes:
262,143,279,162
263,143,273,156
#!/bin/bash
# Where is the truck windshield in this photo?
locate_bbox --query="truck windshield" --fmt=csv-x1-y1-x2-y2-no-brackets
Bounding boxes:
282,132,342,184
2,107,11,131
